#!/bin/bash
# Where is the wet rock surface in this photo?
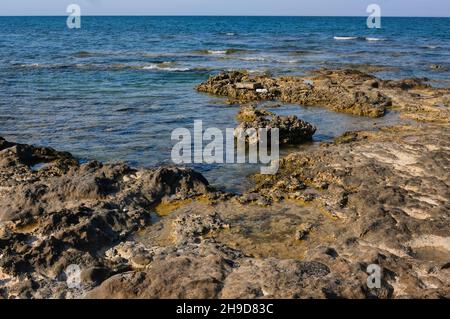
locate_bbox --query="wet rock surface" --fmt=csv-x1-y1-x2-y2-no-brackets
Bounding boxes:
88,121,450,298
250,124,450,298
234,105,316,145
2,120,449,299
196,69,450,120
0,138,210,298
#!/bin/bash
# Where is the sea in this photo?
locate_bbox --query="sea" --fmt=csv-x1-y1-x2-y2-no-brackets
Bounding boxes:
1,16,449,192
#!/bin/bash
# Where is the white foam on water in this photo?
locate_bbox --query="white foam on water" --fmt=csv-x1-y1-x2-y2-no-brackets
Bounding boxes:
207,50,228,55
142,62,190,72
247,69,266,74
240,56,299,64
277,59,300,64
240,56,269,61
333,36,358,40
16,63,40,68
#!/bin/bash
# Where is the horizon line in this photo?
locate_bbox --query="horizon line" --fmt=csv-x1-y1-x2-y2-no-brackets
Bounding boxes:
1,14,449,18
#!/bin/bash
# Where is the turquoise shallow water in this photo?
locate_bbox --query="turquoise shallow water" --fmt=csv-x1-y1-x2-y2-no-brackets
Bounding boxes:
0,16,449,192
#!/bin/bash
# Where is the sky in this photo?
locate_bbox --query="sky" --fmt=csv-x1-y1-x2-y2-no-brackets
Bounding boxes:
1,0,449,17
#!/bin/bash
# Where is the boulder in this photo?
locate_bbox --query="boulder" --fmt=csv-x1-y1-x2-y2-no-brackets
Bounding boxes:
234,105,316,145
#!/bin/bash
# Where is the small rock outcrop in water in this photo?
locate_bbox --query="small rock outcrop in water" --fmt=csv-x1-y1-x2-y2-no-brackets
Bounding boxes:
234,105,316,145
196,69,450,121
196,70,391,117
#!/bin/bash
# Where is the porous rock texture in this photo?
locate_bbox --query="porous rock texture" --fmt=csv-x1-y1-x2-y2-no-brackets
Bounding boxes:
0,137,210,298
196,69,450,120
234,104,316,145
87,123,449,299
2,122,446,299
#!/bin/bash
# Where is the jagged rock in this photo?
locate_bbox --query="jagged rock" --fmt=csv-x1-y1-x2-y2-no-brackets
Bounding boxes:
251,124,450,298
80,267,111,285
173,212,229,245
236,104,274,122
0,137,77,168
236,82,262,90
87,255,231,299
1,119,450,299
197,69,392,117
0,137,211,298
295,223,314,240
234,105,316,145
197,69,450,121
220,259,331,298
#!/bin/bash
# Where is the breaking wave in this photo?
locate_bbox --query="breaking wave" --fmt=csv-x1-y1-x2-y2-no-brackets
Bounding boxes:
334,36,385,41
194,49,252,55
142,62,190,72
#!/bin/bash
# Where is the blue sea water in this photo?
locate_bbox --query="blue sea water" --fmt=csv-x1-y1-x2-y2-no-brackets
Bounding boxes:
0,16,449,192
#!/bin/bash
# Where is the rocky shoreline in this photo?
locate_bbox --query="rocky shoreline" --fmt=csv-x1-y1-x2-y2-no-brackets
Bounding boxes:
196,69,450,121
1,69,449,299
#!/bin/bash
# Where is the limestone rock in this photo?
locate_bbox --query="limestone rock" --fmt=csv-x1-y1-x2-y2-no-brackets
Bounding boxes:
234,105,316,145
197,69,450,121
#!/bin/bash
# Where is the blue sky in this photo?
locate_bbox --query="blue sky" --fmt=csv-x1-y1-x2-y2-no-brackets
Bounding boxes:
1,0,449,17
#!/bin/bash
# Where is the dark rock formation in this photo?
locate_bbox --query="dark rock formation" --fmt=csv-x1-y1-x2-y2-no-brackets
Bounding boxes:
196,69,450,121
0,137,210,298
196,69,391,117
1,121,449,299
234,105,316,145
